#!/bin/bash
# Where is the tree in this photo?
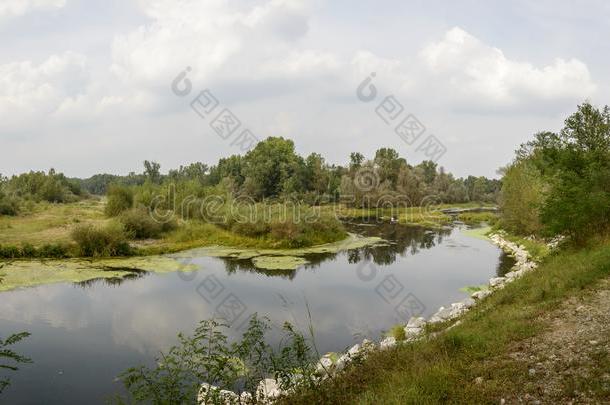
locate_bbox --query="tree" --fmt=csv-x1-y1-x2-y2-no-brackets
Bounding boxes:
241,137,304,199
535,103,610,240
304,153,329,196
349,152,365,171
143,160,162,184
498,161,544,235
417,160,437,185
373,148,405,188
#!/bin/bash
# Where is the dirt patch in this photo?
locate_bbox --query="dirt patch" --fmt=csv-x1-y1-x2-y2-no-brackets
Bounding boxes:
502,278,610,404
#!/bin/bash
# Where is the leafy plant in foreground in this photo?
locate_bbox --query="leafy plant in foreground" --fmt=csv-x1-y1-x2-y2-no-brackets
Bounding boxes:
117,315,317,405
0,332,31,394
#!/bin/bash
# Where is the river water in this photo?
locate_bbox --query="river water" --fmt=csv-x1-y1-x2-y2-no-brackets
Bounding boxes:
0,222,513,404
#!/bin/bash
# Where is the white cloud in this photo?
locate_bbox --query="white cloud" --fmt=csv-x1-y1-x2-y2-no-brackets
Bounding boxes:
0,0,66,22
420,27,596,107
0,51,89,128
110,0,313,88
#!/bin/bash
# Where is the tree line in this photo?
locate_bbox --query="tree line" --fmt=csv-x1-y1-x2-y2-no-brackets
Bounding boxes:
72,138,500,207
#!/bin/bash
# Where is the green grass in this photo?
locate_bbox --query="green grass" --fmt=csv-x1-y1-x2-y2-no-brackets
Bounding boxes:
387,324,406,341
497,232,551,261
0,200,348,258
0,199,108,247
336,202,497,228
457,211,499,226
283,238,610,404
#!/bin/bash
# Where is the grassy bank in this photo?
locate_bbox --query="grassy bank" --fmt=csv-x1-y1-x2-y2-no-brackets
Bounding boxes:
0,199,348,259
284,236,610,404
0,200,497,259
334,202,498,228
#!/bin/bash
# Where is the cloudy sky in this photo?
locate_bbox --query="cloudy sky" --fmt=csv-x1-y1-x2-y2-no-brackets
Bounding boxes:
1,0,608,178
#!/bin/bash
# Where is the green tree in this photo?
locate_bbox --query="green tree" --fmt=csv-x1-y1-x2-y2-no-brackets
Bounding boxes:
144,160,162,184
373,148,405,188
105,184,134,217
499,161,544,235
535,103,610,240
241,137,304,199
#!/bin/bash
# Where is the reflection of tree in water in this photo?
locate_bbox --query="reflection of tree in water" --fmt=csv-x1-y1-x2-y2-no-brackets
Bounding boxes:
343,222,452,266
496,252,516,277
74,271,147,289
216,222,454,278
221,258,297,280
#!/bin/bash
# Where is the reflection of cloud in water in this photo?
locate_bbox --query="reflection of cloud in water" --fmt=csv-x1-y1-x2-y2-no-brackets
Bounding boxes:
0,223,510,405
0,285,93,330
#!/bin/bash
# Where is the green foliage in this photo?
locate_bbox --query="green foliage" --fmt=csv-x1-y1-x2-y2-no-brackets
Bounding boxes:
0,193,20,216
504,102,610,241
119,208,177,239
117,316,316,405
4,169,81,203
284,237,610,404
0,243,69,259
71,222,132,257
105,185,134,217
144,160,162,184
0,332,32,394
241,137,305,199
498,161,544,235
388,324,406,341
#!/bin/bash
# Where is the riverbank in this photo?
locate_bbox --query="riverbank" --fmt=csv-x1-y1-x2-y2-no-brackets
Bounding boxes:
0,232,385,292
336,202,498,228
282,233,610,404
0,199,349,259
0,200,497,260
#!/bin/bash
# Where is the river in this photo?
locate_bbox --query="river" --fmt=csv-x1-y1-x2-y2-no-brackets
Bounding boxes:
0,222,513,404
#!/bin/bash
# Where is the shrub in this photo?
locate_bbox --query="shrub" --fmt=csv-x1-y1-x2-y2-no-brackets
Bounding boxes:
0,245,21,259
105,185,134,217
71,222,132,257
37,243,69,258
0,195,20,216
119,208,177,239
388,324,406,341
20,243,36,257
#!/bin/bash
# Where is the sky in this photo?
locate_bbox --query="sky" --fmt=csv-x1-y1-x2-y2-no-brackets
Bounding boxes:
1,0,608,179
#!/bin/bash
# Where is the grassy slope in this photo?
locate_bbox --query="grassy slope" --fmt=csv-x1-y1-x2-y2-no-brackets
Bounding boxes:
284,237,610,404
0,199,109,246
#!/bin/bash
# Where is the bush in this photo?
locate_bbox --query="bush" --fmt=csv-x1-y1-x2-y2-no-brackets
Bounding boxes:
0,195,20,216
105,185,134,217
71,222,132,257
37,243,69,258
0,245,21,259
119,208,177,239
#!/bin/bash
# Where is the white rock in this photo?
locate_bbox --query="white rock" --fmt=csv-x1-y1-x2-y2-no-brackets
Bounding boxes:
460,297,476,309
380,336,397,349
256,378,282,402
347,343,361,357
406,316,426,329
404,326,423,340
240,391,253,404
471,289,491,300
315,354,334,374
198,383,240,405
489,277,506,288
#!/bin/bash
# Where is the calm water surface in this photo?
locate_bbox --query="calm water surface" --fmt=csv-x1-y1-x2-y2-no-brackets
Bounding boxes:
0,223,512,404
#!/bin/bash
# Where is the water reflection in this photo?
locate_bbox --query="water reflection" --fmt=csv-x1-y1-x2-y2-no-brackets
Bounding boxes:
0,223,507,405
